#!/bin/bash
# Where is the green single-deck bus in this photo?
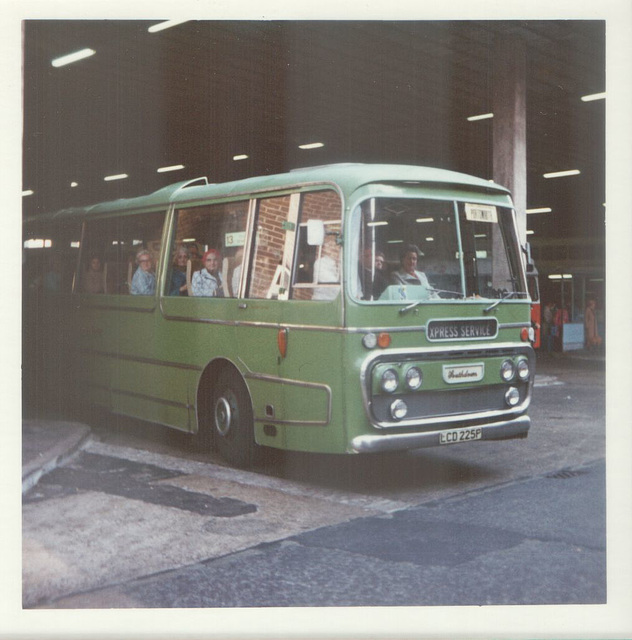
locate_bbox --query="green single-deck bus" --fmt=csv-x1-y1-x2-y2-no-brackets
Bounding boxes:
24,163,535,467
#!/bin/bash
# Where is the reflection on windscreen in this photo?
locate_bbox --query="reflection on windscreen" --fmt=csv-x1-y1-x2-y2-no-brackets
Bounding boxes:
353,197,526,302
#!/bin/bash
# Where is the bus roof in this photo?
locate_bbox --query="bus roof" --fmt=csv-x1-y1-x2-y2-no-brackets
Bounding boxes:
27,163,510,224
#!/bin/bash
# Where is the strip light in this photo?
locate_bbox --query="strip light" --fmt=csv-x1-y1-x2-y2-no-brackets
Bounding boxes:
22,189,34,197
157,164,185,173
581,92,606,102
104,173,129,182
148,20,189,33
52,48,96,68
298,142,324,150
467,113,494,122
233,154,249,161
543,170,580,179
526,207,552,214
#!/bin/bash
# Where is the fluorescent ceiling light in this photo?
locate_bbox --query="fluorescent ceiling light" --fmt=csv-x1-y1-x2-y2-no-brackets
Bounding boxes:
22,189,34,197
387,240,404,244
526,207,552,214
182,238,197,243
581,92,606,102
548,274,562,280
70,241,81,248
467,113,494,122
148,20,189,33
52,48,96,68
416,217,434,223
233,154,249,161
562,274,573,279
367,221,388,227
24,239,52,249
157,164,185,173
70,182,78,188
526,230,535,235
298,142,324,150
104,173,128,182
543,169,580,179
425,237,434,242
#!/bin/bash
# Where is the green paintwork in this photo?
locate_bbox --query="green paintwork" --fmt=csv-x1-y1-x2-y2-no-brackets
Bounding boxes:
27,164,533,457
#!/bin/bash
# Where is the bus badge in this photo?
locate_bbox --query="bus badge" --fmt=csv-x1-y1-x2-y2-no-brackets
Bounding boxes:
443,363,485,384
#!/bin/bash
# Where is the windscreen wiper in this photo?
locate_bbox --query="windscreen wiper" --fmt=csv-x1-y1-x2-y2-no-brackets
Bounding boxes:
399,288,464,314
483,291,527,313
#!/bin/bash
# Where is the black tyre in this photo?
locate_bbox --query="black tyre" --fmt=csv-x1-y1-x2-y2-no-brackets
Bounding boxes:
209,368,259,468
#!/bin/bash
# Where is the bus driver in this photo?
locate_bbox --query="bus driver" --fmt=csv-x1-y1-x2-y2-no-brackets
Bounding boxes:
390,244,438,298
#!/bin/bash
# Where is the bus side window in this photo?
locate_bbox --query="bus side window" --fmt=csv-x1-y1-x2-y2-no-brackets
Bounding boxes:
169,202,249,298
81,211,166,295
290,190,342,301
247,195,293,300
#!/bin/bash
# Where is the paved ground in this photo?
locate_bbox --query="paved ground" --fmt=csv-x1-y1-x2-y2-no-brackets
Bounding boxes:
9,348,632,638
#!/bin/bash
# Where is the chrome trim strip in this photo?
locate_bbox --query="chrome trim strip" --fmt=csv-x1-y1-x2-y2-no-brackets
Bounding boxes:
77,301,157,313
157,312,528,334
351,415,530,453
89,383,192,409
244,371,332,426
160,311,346,332
80,349,204,371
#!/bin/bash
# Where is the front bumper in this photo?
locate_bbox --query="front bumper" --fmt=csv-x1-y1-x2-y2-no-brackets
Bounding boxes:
351,414,530,453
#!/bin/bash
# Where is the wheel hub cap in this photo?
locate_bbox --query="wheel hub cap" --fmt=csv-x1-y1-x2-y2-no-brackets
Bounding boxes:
214,396,233,436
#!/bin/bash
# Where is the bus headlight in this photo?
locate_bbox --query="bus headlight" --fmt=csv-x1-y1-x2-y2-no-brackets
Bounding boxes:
405,366,423,390
505,387,520,406
381,369,399,393
390,399,408,420
517,358,530,381
500,359,516,382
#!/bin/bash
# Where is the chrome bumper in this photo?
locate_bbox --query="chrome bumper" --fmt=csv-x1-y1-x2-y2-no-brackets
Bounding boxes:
351,415,530,454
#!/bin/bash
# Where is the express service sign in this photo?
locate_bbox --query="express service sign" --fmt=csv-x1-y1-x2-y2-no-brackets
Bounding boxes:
426,318,498,342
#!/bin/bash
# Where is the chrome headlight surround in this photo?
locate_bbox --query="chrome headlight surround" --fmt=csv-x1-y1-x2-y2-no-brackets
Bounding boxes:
390,399,408,420
516,358,530,381
500,359,516,382
381,368,399,393
405,366,423,390
505,386,520,406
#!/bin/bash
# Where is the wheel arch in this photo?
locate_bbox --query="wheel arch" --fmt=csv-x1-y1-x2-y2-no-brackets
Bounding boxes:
195,357,252,435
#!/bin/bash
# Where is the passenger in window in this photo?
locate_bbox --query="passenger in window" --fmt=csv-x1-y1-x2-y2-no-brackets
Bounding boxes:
391,244,438,297
130,249,156,295
359,248,388,300
82,255,105,294
169,246,189,296
191,249,224,297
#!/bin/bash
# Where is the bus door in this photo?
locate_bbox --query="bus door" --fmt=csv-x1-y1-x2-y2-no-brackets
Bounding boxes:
239,189,346,452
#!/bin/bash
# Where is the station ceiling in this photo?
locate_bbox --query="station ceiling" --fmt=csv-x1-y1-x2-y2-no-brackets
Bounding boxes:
22,20,605,242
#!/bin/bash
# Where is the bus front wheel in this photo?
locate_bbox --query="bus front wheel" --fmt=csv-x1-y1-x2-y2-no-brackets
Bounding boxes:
210,368,259,468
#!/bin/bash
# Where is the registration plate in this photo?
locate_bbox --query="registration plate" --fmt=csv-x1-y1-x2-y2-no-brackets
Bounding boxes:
439,427,483,445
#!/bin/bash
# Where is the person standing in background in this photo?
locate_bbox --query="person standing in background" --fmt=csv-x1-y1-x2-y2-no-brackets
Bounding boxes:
584,299,602,349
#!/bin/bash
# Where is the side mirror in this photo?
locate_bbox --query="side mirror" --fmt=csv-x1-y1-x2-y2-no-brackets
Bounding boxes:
306,219,325,246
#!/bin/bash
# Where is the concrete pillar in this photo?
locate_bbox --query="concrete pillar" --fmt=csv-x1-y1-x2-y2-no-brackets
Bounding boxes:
492,34,528,246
